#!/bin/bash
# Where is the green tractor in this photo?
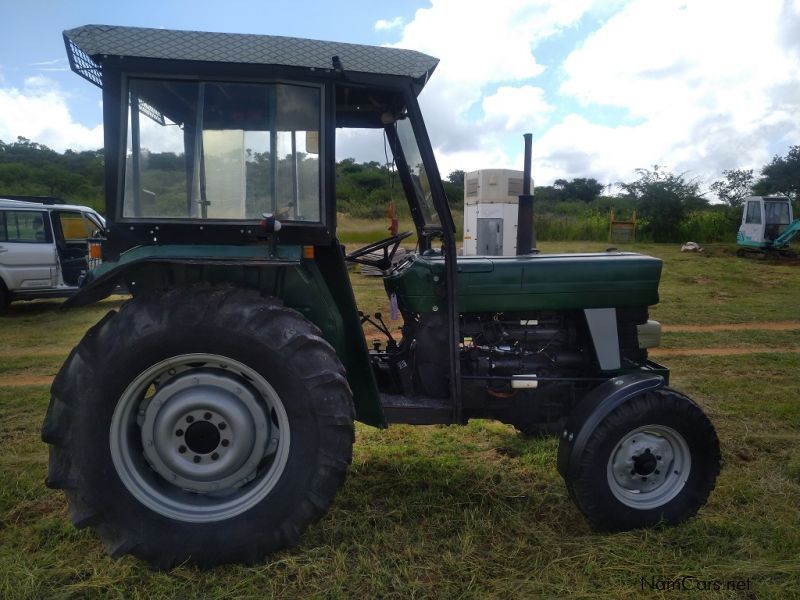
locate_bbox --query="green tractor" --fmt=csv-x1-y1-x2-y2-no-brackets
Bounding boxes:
43,25,720,569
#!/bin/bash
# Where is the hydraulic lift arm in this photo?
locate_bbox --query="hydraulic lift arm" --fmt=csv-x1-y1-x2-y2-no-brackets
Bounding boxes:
774,219,800,249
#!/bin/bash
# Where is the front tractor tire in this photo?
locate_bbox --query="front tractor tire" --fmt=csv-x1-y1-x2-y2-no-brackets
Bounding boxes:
42,287,355,569
562,388,720,531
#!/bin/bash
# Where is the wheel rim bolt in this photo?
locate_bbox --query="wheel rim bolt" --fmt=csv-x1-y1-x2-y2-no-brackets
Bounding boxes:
212,453,219,461
178,446,186,453
175,429,184,437
218,422,227,430
221,439,230,447
193,456,201,463
204,412,212,420
186,415,194,423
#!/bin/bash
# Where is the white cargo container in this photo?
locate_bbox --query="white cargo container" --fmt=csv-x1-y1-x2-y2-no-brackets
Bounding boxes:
462,169,532,256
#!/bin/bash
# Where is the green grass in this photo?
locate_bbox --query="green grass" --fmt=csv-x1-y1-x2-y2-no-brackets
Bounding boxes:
660,329,800,351
1,244,799,598
336,210,464,244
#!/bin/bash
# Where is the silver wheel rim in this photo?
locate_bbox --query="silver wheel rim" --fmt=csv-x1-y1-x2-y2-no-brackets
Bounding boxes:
606,424,690,510
110,353,290,523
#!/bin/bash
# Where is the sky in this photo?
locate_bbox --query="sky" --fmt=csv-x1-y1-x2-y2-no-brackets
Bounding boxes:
1,0,799,196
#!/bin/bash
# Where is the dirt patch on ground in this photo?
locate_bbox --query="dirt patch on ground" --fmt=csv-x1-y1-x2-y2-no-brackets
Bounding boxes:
651,346,800,357
664,321,800,333
0,375,53,387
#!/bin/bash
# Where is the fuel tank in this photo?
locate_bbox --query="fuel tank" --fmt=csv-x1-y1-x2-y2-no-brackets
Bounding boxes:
384,251,662,314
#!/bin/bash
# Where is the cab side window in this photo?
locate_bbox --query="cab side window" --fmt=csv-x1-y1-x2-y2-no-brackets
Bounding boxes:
3,211,49,243
745,201,761,225
0,211,6,241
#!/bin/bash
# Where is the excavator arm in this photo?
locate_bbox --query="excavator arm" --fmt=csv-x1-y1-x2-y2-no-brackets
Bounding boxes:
773,219,800,249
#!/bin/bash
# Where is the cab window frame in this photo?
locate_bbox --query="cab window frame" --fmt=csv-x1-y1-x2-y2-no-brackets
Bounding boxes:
745,201,762,225
116,73,327,229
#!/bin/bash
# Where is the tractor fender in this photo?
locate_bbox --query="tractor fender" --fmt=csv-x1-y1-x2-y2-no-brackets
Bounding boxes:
556,372,665,479
62,244,301,309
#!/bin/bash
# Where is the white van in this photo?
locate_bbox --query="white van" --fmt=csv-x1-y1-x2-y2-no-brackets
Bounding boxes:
0,196,106,310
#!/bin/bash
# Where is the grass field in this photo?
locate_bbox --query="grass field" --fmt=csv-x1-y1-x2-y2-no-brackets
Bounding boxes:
1,241,799,598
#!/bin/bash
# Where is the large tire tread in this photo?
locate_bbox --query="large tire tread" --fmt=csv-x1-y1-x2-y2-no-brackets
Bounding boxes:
43,285,355,569
565,387,720,532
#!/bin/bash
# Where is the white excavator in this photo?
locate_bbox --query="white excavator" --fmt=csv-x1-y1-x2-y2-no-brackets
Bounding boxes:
737,196,800,257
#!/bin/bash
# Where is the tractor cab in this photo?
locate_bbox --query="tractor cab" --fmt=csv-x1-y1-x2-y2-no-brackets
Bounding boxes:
63,24,460,423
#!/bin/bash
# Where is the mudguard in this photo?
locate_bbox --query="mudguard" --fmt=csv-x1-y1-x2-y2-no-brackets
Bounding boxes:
60,243,386,427
63,244,301,308
556,372,665,479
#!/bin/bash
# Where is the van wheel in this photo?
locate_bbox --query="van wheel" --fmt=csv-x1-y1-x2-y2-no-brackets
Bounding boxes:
42,286,355,569
0,280,9,311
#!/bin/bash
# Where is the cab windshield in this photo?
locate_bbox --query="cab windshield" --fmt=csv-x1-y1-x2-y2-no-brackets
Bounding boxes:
764,201,790,225
394,118,441,227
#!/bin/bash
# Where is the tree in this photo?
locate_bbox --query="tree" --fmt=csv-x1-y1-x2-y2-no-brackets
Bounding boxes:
619,165,707,242
709,169,754,207
533,185,560,202
0,137,104,209
549,177,604,202
443,170,465,208
447,169,465,185
753,145,800,200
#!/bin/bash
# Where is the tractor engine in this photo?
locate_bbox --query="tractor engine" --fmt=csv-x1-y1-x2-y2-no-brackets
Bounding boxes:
402,308,649,429
460,312,589,384
408,311,593,401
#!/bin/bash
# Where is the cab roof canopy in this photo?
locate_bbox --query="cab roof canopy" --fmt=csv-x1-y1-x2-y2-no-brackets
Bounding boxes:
63,24,439,95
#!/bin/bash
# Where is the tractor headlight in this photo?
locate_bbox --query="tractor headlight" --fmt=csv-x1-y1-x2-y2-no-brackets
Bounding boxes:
637,320,662,349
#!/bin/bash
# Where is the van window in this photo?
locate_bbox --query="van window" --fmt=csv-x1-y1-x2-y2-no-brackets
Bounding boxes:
745,201,761,225
2,211,49,243
58,212,96,241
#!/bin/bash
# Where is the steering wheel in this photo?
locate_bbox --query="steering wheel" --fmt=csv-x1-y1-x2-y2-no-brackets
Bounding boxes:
345,231,413,271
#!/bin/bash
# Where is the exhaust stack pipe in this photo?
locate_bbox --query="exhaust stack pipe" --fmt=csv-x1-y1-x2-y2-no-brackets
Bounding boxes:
516,133,536,255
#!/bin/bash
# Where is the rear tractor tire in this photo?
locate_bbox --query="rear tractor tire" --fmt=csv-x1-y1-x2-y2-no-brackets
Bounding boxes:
42,286,355,569
562,388,720,531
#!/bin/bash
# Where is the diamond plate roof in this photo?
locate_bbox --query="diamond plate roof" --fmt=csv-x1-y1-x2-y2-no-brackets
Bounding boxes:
64,24,438,87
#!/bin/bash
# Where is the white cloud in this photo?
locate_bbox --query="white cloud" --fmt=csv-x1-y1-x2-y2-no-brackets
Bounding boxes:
370,0,800,192
335,127,386,164
551,0,800,188
30,58,64,67
482,85,553,132
0,76,102,151
386,0,595,175
4,0,797,196
374,17,404,31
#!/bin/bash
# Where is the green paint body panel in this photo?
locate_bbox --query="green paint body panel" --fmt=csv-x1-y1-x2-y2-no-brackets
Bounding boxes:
89,244,303,281
71,243,385,427
385,252,662,314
